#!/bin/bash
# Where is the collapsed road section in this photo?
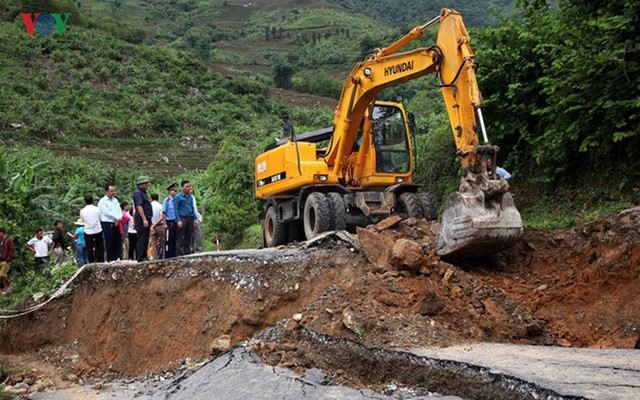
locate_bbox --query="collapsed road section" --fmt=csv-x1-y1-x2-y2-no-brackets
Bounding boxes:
0,208,638,398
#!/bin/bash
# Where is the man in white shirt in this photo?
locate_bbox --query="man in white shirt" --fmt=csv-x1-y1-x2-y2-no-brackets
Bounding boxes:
98,185,122,262
149,193,165,260
190,187,203,254
26,228,54,268
80,195,104,263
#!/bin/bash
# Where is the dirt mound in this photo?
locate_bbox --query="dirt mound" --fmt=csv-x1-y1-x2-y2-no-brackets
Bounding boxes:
484,206,640,348
289,208,639,350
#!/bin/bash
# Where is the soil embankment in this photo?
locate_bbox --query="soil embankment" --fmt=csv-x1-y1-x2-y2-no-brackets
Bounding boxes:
0,208,638,397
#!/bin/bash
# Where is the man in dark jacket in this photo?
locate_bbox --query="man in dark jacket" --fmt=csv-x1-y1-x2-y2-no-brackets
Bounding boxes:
133,176,153,262
0,227,15,295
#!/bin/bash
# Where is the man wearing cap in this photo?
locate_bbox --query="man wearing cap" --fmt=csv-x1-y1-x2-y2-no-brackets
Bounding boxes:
133,176,153,262
157,183,179,259
173,180,196,256
98,184,122,262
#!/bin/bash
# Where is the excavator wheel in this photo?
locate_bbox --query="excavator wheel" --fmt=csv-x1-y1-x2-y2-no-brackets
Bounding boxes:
397,192,424,219
303,192,332,240
419,192,438,221
327,192,347,231
263,206,286,247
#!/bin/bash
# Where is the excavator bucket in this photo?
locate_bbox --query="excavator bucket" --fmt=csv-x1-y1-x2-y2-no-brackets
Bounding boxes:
436,172,523,258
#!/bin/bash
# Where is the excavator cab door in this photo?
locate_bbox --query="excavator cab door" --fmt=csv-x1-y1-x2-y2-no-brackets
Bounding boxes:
371,104,411,174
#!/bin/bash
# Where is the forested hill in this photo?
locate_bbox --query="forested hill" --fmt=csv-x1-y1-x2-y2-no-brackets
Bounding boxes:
328,0,514,27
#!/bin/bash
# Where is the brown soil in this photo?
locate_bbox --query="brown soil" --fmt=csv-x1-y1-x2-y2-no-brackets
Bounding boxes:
0,247,366,378
1,208,638,393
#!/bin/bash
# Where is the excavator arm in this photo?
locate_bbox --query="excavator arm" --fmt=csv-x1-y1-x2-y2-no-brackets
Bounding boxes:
327,9,523,257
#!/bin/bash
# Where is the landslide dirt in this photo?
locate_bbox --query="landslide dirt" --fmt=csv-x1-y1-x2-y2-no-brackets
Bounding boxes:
0,208,638,392
288,207,640,352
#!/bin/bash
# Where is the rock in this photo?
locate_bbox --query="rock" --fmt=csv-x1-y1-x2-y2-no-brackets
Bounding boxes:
526,321,546,338
9,387,28,395
356,227,394,269
8,372,24,385
292,313,303,322
557,338,572,347
210,335,232,354
450,285,464,298
32,380,47,392
442,267,455,284
374,215,402,231
14,382,29,390
533,284,549,293
66,374,79,383
482,299,506,320
420,292,444,316
389,239,426,273
188,86,202,96
342,308,364,337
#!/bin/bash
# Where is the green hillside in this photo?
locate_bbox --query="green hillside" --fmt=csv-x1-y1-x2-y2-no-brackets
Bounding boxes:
328,0,515,27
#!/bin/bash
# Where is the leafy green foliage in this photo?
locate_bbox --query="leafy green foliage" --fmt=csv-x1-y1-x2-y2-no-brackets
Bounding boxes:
474,0,640,192
0,19,276,141
329,0,514,27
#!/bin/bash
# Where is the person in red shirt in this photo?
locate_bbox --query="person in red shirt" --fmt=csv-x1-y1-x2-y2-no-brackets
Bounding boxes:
0,227,15,295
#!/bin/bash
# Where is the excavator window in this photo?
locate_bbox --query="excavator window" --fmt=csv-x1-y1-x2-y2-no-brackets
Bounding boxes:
372,105,410,173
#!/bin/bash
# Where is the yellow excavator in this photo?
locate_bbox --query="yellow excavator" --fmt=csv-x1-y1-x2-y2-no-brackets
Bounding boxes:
254,9,523,258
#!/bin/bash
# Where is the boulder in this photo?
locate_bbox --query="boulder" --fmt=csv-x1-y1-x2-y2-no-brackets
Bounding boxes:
356,227,394,269
390,239,426,273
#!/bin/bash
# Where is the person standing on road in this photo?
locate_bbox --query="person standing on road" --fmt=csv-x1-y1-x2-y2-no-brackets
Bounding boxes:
119,202,132,259
80,195,104,263
149,193,165,260
98,185,123,262
0,228,15,296
133,176,153,262
174,180,196,256
158,183,178,259
52,220,68,264
70,219,88,267
26,228,54,268
126,207,137,260
190,186,203,254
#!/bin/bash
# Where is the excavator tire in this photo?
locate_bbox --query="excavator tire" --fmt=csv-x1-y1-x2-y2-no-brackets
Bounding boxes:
419,192,438,221
263,206,286,247
327,192,347,231
303,192,332,240
397,192,424,219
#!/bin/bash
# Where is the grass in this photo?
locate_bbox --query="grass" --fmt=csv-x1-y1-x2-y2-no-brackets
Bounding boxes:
522,199,634,229
237,224,262,249
0,263,79,311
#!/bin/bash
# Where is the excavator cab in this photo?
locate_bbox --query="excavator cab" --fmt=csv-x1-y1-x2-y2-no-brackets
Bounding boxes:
372,105,411,174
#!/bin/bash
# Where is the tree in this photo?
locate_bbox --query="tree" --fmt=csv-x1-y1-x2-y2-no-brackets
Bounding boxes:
270,54,295,89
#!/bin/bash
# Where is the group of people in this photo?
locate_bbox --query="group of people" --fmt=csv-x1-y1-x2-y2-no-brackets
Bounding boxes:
73,177,203,265
0,177,204,297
